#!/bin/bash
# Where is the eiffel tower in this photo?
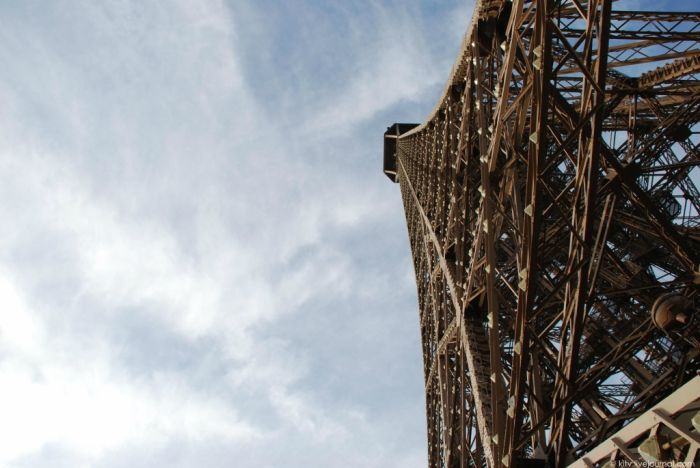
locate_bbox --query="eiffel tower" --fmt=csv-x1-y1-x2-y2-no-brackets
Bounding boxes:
384,1,700,466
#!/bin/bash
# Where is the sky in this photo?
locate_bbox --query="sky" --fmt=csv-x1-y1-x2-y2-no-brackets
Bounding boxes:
0,1,696,467
0,1,469,467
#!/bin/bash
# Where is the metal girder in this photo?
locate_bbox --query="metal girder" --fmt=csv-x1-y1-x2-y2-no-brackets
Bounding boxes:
639,54,700,89
568,376,700,467
386,0,700,467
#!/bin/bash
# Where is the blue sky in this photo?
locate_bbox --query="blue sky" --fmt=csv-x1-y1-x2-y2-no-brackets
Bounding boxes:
0,0,696,467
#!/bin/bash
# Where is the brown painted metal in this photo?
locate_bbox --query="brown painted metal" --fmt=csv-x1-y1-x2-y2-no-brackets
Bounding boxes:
387,1,700,467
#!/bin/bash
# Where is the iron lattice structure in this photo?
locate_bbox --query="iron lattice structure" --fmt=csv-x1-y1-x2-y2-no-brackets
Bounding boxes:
384,1,700,466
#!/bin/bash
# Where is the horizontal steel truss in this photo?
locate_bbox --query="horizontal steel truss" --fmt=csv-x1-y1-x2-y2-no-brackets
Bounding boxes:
394,1,700,467
569,376,700,467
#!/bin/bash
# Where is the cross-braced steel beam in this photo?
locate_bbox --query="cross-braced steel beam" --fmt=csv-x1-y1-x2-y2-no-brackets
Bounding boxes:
384,1,700,467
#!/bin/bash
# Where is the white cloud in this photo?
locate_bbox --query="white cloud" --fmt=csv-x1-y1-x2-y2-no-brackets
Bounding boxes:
0,0,455,466
0,273,43,359
0,357,260,466
0,261,258,467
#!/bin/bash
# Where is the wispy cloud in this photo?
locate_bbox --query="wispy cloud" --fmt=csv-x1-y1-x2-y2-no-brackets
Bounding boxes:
301,7,444,134
0,266,260,467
